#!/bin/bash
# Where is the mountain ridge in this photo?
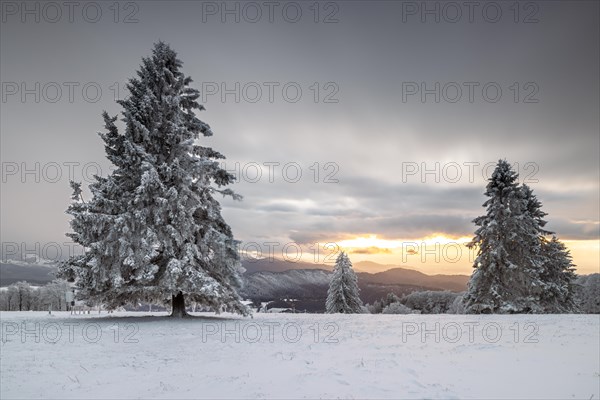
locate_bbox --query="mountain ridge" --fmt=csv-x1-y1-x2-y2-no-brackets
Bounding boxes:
1,258,470,290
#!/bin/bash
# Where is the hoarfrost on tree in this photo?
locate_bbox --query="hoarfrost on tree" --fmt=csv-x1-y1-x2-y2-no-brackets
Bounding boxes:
326,252,363,314
59,42,249,317
463,160,576,314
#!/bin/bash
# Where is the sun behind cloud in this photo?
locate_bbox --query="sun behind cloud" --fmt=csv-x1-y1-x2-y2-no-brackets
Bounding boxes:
336,235,402,251
335,233,472,252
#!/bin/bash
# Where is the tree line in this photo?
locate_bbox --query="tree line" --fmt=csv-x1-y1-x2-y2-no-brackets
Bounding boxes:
0,280,70,312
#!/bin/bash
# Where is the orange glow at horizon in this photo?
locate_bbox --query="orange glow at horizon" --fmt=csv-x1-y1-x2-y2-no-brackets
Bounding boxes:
321,234,599,275
335,233,472,251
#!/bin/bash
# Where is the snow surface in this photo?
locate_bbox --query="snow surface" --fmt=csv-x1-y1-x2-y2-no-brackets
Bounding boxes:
1,311,598,399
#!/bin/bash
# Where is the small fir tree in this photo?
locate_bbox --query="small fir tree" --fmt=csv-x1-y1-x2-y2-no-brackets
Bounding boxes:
326,252,363,313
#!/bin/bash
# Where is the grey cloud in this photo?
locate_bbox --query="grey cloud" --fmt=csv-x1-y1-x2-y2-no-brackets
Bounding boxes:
1,0,597,251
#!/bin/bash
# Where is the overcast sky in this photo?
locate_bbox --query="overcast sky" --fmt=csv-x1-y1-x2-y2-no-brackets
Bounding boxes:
1,1,598,274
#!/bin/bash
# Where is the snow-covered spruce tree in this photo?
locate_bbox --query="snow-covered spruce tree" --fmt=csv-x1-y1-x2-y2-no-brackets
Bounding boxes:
519,184,577,312
539,236,578,313
59,42,249,317
575,274,600,313
463,160,546,314
521,184,552,238
325,252,363,313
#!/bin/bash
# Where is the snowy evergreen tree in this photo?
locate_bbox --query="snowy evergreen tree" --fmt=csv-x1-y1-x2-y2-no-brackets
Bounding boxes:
465,164,579,314
463,160,545,313
447,293,466,314
575,274,600,313
518,184,577,312
403,290,459,314
539,236,578,312
521,184,552,237
382,302,415,314
325,252,363,313
59,42,249,317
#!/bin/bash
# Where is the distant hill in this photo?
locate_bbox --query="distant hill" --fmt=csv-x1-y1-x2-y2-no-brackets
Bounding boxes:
239,268,431,312
1,257,468,312
239,262,470,312
240,269,331,299
242,258,468,287
353,260,400,273
0,263,58,286
241,258,334,274
357,268,469,292
1,258,469,293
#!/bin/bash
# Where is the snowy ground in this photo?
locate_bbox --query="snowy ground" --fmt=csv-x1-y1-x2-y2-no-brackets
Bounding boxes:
1,311,598,399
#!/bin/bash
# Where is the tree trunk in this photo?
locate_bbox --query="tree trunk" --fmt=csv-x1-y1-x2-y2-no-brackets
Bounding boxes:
171,291,188,318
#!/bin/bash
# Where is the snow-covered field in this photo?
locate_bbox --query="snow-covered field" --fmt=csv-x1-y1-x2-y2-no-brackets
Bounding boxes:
1,311,598,399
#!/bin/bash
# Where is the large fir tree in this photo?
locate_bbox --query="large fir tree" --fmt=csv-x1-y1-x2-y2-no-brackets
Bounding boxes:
521,184,577,312
464,160,577,313
463,160,543,313
539,236,578,312
59,42,248,317
325,252,363,313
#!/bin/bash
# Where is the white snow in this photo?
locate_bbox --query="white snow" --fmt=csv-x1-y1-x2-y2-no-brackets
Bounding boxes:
1,311,598,399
